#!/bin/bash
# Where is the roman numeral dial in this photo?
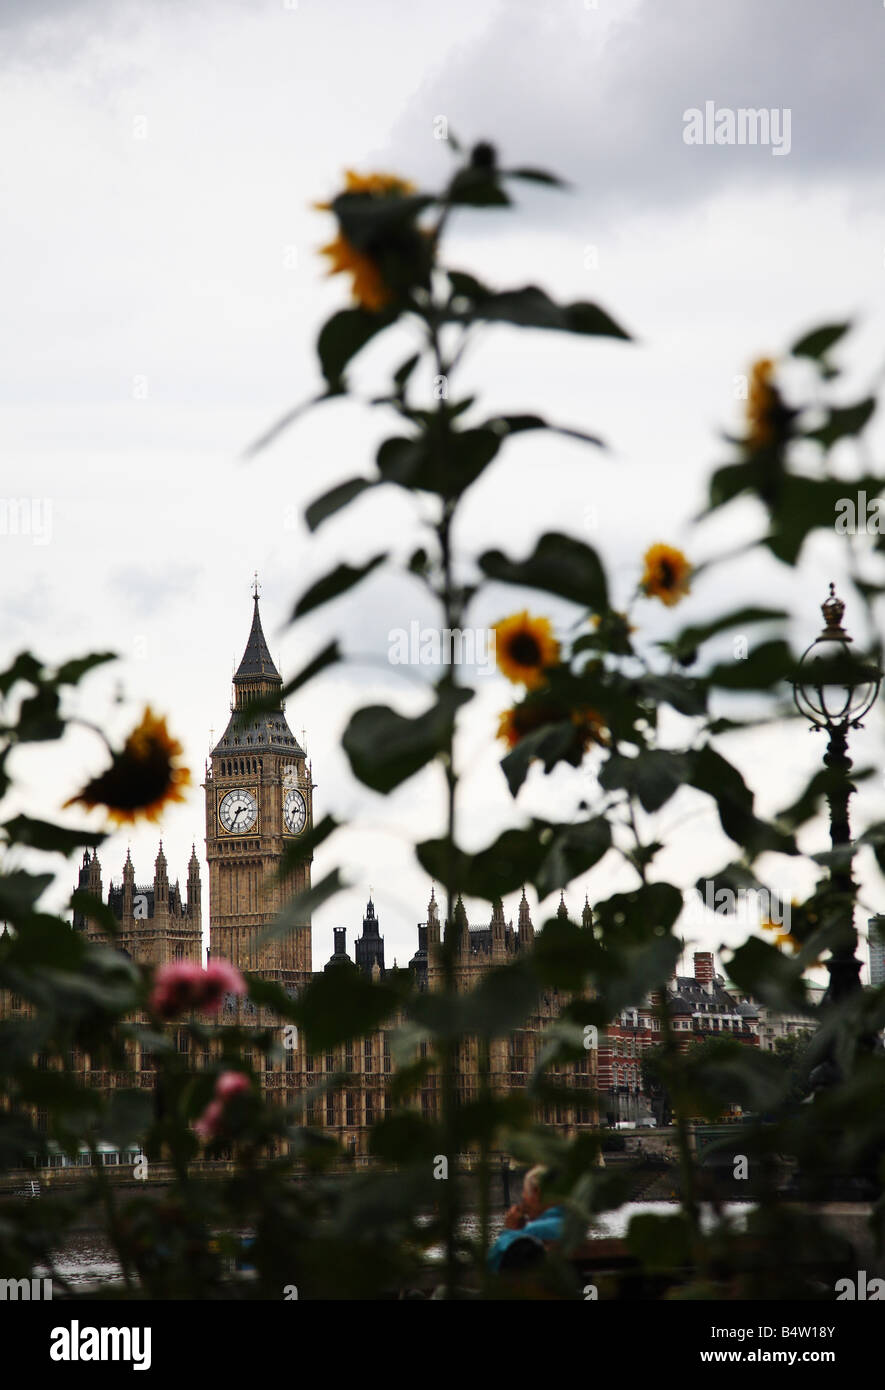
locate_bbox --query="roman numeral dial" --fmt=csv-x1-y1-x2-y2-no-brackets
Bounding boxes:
218,788,258,833
283,788,307,835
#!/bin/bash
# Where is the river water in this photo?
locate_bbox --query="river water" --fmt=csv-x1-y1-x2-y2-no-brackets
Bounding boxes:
39,1202,752,1292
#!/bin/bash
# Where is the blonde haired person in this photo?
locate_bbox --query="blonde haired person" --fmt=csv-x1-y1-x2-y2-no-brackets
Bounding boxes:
487,1165,565,1274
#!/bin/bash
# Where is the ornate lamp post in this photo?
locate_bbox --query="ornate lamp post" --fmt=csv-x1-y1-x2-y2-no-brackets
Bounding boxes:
793,584,881,1014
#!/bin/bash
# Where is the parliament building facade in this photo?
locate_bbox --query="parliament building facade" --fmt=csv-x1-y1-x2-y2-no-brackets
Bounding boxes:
52,595,599,1155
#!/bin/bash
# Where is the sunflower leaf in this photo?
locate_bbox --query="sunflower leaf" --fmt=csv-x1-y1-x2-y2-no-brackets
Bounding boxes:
292,554,386,620
318,307,397,389
480,532,608,610
305,477,375,532
343,688,473,793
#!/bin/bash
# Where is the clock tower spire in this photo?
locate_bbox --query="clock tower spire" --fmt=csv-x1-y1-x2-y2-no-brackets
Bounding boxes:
205,587,313,986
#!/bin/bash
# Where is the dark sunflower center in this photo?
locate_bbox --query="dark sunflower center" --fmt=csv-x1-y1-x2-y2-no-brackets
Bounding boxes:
509,632,542,667
658,560,675,589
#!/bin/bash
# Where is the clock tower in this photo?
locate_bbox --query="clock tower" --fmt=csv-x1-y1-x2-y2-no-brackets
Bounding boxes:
205,587,313,985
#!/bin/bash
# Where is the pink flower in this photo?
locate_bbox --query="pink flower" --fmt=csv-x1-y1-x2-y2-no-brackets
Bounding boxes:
215,1071,250,1102
149,961,207,1018
193,1099,225,1141
149,959,246,1019
193,1072,250,1143
203,960,247,1011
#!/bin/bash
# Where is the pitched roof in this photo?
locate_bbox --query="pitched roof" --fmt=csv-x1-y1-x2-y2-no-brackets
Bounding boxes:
234,597,281,683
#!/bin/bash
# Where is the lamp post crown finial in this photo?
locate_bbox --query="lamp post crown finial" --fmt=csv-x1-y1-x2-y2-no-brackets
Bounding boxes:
820,582,848,640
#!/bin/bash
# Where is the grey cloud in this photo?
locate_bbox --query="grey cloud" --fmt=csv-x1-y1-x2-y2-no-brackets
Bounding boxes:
384,0,885,221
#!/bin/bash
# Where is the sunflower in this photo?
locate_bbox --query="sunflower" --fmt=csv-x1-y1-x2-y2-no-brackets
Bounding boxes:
761,902,823,966
65,707,190,825
640,544,692,607
492,612,560,689
746,357,779,449
316,170,417,313
319,234,391,312
497,700,607,751
315,171,416,208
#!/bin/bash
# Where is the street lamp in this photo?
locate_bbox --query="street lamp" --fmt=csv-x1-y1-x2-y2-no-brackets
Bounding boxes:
793,583,881,1012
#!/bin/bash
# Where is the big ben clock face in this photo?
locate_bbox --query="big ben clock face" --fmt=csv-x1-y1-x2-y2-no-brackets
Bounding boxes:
283,787,307,835
218,788,258,834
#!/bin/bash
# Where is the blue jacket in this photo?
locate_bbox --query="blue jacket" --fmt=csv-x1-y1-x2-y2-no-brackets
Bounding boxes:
487,1207,565,1272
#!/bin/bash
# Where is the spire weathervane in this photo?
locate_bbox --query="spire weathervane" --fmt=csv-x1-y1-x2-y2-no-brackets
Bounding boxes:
252,571,261,602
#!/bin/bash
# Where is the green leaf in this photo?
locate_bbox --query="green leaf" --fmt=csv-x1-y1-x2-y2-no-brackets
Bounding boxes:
416,818,610,902
305,477,374,532
343,688,472,793
54,653,116,686
393,353,420,389
666,606,787,661
447,269,489,300
791,322,851,361
856,822,885,876
705,459,759,513
242,389,333,458
533,818,612,898
2,817,105,855
633,673,707,717
280,642,340,700
766,474,881,565
411,960,539,1040
595,882,685,941
780,767,873,831
446,166,511,206
482,412,603,448
706,639,795,690
275,815,338,881
332,192,435,252
318,306,396,388
451,284,630,339
627,1212,692,1272
242,641,339,719
296,970,406,1051
480,532,608,610
726,936,810,1013
243,975,302,1020
292,554,386,619
416,828,542,898
600,750,692,814
0,871,53,922
99,1090,153,1148
261,870,345,945
16,686,63,742
1,913,89,973
377,428,501,496
805,398,876,449
370,1113,442,1162
500,719,587,796
0,652,42,697
505,166,568,187
70,889,119,938
691,745,797,856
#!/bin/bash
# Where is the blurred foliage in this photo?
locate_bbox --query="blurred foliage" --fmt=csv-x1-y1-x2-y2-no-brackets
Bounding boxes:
3,138,885,1300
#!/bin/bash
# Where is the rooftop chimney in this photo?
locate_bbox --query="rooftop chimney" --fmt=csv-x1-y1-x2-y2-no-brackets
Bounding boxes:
694,951,714,985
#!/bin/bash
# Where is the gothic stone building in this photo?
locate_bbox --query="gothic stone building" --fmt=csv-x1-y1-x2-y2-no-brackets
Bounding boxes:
8,595,597,1155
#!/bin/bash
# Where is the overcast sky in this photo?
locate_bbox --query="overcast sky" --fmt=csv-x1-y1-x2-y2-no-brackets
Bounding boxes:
4,0,885,980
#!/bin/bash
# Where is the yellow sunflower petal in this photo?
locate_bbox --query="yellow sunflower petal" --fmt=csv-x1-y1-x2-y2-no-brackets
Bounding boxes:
640,544,692,607
492,612,560,689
